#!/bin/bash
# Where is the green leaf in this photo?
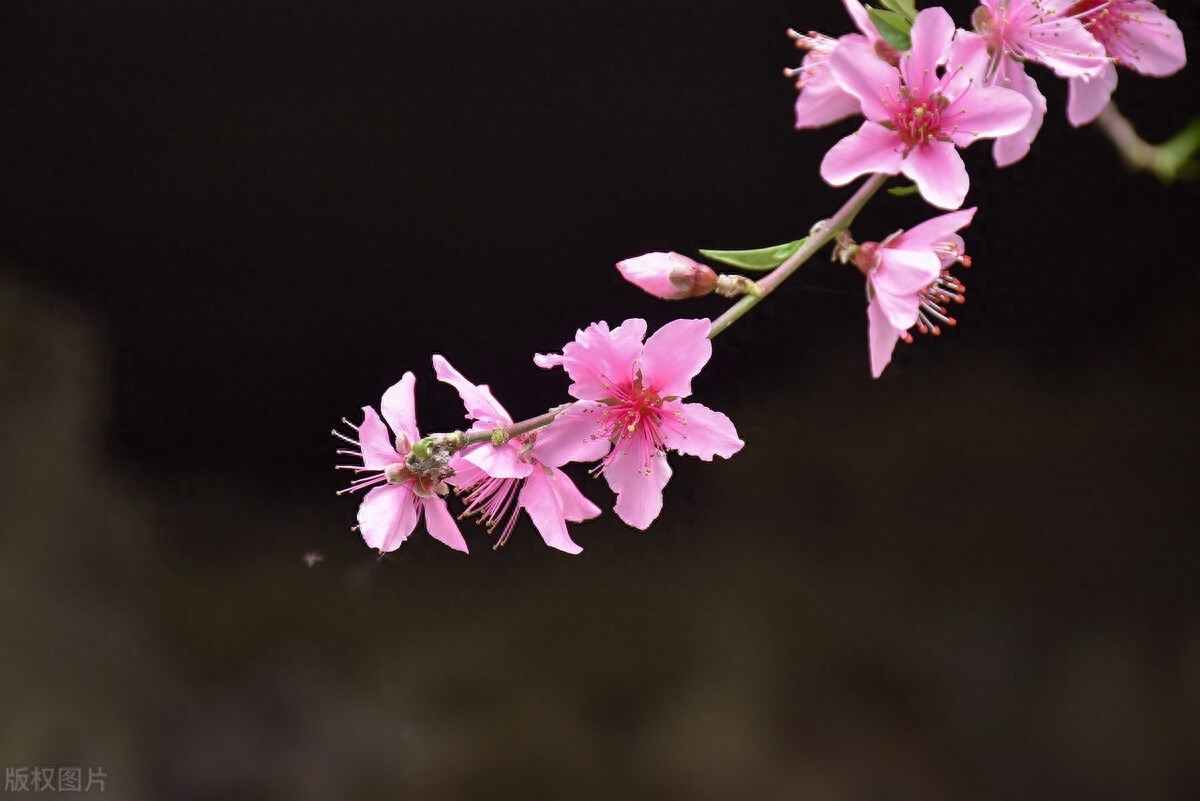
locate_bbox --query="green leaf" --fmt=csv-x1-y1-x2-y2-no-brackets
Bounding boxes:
879,0,918,24
698,238,809,271
866,7,912,52
887,183,920,197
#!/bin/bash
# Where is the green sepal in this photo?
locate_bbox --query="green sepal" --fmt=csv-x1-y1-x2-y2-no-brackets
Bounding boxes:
879,0,918,24
698,237,809,271
866,7,912,52
887,183,920,197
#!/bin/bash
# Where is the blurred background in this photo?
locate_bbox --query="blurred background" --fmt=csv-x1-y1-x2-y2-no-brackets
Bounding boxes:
1,1,1198,799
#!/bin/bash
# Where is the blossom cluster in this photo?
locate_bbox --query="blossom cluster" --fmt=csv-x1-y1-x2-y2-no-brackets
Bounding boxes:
337,1,1186,556
336,319,742,554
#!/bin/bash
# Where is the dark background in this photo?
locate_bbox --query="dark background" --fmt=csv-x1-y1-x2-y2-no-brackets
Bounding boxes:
1,1,1198,799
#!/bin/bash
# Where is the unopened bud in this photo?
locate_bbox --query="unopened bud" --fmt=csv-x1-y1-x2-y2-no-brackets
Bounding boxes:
616,252,719,300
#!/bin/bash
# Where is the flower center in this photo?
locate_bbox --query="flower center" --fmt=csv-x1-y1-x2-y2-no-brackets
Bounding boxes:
593,370,671,475
894,90,950,150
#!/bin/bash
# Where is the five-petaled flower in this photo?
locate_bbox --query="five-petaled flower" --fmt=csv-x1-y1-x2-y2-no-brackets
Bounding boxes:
854,207,976,378
1060,0,1187,126
334,373,469,553
534,318,743,530
433,355,607,554
820,6,1033,209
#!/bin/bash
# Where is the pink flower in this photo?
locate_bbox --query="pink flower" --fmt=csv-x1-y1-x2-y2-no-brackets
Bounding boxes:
854,207,976,377
820,7,1033,209
787,0,900,130
1063,1,1187,126
334,373,468,553
616,252,718,300
533,318,743,530
971,0,1108,165
432,355,606,554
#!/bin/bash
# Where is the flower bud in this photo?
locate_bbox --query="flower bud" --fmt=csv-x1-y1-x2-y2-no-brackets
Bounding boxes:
616,252,719,300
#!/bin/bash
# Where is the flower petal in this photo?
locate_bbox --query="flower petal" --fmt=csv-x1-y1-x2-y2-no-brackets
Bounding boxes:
946,84,1033,146
890,207,976,254
794,52,867,129
874,248,941,302
829,39,901,122
519,467,584,554
379,372,420,447
1067,64,1118,127
659,400,743,461
420,497,469,553
534,319,648,401
820,121,905,187
900,141,969,210
606,451,673,531
543,465,602,522
989,58,1047,167
901,6,954,97
639,318,712,399
1120,4,1186,77
358,484,418,552
432,354,512,426
867,299,902,378
357,405,401,469
529,402,612,467
463,441,532,480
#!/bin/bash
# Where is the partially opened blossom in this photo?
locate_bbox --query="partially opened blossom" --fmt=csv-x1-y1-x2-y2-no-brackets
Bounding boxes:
972,0,1108,165
334,373,468,553
617,252,718,300
853,207,976,377
820,7,1033,209
534,318,743,530
432,355,607,554
1063,1,1187,126
787,0,899,129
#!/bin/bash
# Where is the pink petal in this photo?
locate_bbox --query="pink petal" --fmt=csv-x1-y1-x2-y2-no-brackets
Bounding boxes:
534,319,648,401
891,207,976,253
519,467,584,554
794,60,866,129
989,59,1047,167
463,440,532,480
529,402,612,467
900,142,969,210
829,39,902,122
943,30,992,99
431,354,512,426
358,484,419,552
1019,12,1109,79
357,406,401,469
820,122,905,187
543,465,602,522
867,300,902,378
1122,4,1186,77
842,0,876,39
901,6,955,97
379,372,420,447
946,84,1034,146
1067,64,1118,127
874,249,941,304
640,318,712,399
606,450,673,531
420,497,469,553
659,400,744,461
873,276,922,332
